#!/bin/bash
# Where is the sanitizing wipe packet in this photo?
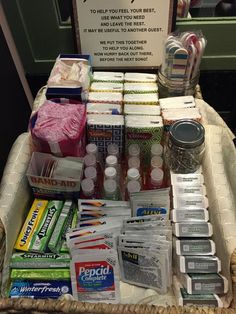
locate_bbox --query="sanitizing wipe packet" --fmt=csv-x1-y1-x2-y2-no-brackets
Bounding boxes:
118,246,167,294
70,249,120,303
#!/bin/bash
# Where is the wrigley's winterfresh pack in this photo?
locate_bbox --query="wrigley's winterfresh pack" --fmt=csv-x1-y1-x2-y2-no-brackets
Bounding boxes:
70,250,120,303
9,280,72,299
14,199,48,252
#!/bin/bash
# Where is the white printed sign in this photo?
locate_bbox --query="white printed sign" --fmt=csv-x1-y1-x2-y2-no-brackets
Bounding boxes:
73,0,174,68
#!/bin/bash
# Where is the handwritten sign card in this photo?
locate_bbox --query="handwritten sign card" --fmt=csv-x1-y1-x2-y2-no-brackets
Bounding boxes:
73,0,175,68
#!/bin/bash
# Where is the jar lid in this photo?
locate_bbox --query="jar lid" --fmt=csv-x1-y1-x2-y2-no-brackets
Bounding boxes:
127,180,141,194
104,179,117,194
81,178,94,194
84,166,97,181
86,143,98,155
128,156,140,169
84,154,97,167
151,168,164,184
151,156,163,169
169,119,205,148
106,155,118,166
127,168,140,181
107,143,119,156
151,143,163,156
128,144,140,157
105,167,117,179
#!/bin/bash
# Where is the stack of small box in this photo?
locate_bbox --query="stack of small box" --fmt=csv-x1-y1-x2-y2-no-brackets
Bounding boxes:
171,171,228,307
87,72,162,160
159,95,201,133
87,72,125,157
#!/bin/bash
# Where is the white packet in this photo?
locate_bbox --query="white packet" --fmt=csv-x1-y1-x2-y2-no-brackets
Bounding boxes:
118,246,167,294
78,199,130,210
66,224,122,243
71,237,116,253
70,249,120,303
77,217,124,229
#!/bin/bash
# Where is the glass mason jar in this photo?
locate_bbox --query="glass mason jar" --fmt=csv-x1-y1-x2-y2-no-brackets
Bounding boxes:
157,67,199,98
165,120,205,173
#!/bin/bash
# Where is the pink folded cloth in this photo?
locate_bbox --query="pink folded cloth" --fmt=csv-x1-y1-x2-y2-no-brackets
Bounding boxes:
30,100,86,157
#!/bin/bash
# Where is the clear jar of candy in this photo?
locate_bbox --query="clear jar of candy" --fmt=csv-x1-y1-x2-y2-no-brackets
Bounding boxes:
165,120,205,173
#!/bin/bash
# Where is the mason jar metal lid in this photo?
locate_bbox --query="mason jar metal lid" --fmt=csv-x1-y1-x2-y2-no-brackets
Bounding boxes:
169,119,205,149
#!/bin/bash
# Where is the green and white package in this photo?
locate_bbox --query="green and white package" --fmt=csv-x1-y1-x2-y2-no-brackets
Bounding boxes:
48,201,77,254
10,252,70,269
30,200,64,253
124,83,158,94
10,268,70,280
125,115,163,163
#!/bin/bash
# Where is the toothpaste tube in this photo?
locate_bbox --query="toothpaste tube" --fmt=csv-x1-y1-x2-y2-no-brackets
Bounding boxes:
30,200,64,252
173,195,209,209
177,255,221,273
173,276,222,307
171,174,204,186
172,185,206,196
10,252,70,269
171,209,209,222
179,273,228,295
174,238,216,256
9,280,72,299
14,199,48,252
173,222,213,237
70,249,120,303
11,268,70,280
48,201,76,253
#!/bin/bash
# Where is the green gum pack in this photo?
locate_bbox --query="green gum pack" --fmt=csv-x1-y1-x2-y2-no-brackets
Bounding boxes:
30,200,64,253
48,201,77,253
10,268,70,280
10,252,71,269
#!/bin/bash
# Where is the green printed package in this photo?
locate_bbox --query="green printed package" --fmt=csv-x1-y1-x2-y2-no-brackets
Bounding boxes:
30,200,64,253
10,268,70,280
60,206,78,254
125,115,163,163
10,252,70,269
48,201,77,254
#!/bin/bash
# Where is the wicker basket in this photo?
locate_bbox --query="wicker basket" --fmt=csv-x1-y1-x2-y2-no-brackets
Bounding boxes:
0,85,236,313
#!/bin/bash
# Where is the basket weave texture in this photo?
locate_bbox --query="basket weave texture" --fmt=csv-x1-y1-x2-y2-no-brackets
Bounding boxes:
0,299,236,314
0,85,236,313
